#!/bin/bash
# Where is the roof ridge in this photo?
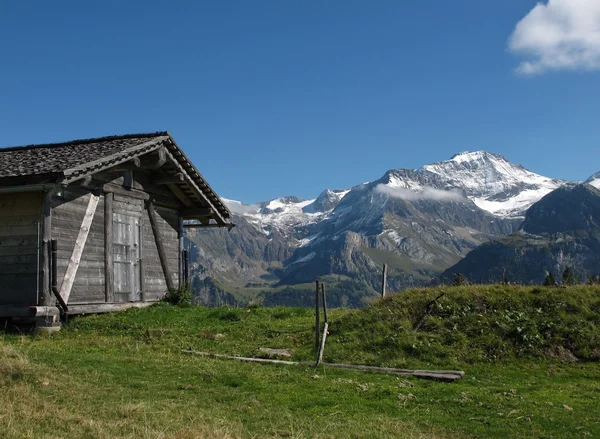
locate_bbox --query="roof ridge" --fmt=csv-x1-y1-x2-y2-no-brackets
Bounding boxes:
0,131,170,152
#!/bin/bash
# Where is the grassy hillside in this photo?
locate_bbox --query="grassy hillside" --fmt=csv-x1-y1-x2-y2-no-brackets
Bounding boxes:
2,285,600,438
329,284,600,366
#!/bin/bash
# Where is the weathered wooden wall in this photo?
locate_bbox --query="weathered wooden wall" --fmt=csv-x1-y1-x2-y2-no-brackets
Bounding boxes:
0,192,42,306
116,172,182,301
52,188,106,304
50,170,182,306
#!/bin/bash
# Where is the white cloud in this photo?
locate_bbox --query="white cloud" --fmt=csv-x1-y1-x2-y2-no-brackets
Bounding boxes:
222,198,260,215
374,184,465,202
508,0,600,75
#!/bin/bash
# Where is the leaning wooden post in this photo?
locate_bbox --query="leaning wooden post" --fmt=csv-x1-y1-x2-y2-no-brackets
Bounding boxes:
316,282,329,366
147,200,175,291
316,321,329,366
315,279,321,354
381,263,388,297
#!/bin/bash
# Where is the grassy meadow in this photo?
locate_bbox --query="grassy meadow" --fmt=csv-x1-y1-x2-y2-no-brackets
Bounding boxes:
1,285,600,438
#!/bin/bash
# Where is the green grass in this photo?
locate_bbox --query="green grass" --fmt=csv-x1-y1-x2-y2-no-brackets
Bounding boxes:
2,285,600,438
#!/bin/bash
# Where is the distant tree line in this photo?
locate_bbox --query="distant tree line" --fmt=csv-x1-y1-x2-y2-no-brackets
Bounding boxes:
451,266,600,288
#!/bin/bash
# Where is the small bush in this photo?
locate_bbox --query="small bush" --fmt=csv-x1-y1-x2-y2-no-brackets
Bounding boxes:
218,310,241,322
162,285,192,306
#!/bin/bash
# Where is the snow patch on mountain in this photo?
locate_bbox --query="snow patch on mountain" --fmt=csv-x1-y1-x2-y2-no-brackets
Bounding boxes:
586,172,600,189
381,229,405,245
292,252,316,264
471,187,555,217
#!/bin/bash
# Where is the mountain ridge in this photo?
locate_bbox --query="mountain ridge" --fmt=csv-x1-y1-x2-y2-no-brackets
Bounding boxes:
188,151,592,306
437,183,600,285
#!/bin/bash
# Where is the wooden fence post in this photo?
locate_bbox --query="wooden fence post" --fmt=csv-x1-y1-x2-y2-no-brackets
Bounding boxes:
316,281,329,366
381,263,388,297
315,279,320,353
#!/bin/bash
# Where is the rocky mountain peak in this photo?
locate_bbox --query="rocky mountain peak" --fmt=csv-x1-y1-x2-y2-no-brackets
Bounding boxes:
259,196,307,214
303,189,348,213
449,150,505,163
420,151,564,218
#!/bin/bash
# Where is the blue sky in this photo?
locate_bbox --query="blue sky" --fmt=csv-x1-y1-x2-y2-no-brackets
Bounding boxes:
1,0,599,203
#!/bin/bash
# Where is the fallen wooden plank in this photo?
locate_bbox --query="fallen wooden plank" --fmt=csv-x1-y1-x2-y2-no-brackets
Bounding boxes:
181,350,464,382
322,363,464,382
182,350,299,366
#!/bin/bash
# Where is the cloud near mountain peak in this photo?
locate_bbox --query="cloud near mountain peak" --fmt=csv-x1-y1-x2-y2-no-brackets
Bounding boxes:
375,184,465,202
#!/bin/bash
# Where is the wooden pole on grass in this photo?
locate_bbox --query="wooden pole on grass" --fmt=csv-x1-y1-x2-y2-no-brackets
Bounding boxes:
321,282,328,323
381,263,388,297
316,281,329,366
315,279,320,353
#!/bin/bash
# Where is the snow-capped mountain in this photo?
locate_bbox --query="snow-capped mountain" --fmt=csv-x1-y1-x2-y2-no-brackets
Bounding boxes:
225,151,563,229
420,151,564,218
222,189,350,236
586,171,600,190
189,150,571,306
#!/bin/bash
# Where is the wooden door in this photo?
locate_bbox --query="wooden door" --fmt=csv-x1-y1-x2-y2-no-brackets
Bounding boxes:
113,213,140,302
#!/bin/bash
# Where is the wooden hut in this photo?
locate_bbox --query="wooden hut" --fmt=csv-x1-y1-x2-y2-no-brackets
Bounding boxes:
0,132,231,328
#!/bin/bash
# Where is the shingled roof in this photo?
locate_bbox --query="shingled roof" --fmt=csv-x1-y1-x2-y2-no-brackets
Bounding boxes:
0,132,231,222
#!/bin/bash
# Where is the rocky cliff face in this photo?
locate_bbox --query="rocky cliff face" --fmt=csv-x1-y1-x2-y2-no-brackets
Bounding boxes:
438,183,600,285
521,183,600,235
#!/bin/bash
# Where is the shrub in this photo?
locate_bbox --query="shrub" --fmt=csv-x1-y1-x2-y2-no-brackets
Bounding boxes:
562,266,577,285
452,273,470,286
162,285,192,306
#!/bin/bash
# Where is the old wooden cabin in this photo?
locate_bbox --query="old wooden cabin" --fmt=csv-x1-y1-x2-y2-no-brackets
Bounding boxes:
0,132,231,328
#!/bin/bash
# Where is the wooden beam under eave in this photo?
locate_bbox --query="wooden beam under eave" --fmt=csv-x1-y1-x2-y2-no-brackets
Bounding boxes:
110,157,141,172
166,183,193,207
180,207,213,218
154,173,184,185
184,223,236,231
161,149,228,226
140,146,167,169
102,183,150,201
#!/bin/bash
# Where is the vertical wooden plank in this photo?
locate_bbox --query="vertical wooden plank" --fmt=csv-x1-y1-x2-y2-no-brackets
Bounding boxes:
104,192,114,302
113,213,138,302
178,216,184,288
146,200,175,291
139,213,145,301
59,193,99,303
40,191,53,306
132,215,140,301
381,263,388,298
